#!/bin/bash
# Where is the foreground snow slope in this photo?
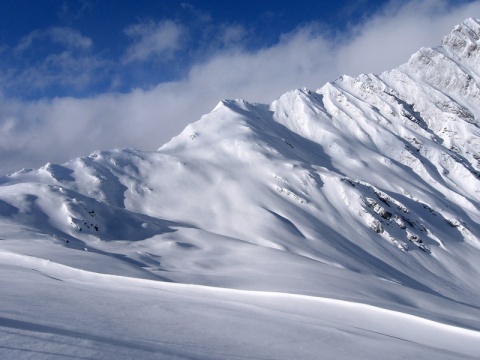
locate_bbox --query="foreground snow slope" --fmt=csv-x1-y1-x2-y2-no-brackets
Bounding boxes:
1,251,480,360
0,18,479,359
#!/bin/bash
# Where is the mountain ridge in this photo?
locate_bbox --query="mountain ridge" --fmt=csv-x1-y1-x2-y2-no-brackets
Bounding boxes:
0,18,480,359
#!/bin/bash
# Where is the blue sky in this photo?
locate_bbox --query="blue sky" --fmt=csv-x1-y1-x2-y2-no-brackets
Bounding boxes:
0,0,479,174
0,0,390,99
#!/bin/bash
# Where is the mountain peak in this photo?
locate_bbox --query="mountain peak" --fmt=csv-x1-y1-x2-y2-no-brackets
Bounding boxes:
441,17,480,56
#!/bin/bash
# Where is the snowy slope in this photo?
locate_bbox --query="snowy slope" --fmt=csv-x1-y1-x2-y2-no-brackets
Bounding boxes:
1,18,480,359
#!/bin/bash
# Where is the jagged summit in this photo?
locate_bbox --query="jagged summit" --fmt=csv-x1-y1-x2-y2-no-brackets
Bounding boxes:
441,17,480,58
1,19,480,359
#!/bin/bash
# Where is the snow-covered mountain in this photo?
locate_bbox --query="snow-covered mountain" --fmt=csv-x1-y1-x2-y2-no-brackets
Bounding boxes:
1,18,480,359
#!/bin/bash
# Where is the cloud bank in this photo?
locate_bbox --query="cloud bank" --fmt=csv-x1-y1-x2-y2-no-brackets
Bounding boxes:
1,0,480,174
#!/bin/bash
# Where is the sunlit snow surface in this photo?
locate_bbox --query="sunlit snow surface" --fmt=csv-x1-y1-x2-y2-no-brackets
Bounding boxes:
1,18,480,359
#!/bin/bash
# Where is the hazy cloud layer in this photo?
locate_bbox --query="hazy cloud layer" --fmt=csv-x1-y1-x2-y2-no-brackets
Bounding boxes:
1,0,480,174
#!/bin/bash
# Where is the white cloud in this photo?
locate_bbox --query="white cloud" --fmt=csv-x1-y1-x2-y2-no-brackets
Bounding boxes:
13,52,105,91
183,26,335,102
1,0,480,174
180,2,212,23
58,0,91,22
6,27,102,94
49,27,93,49
220,24,247,46
123,20,186,63
15,27,92,54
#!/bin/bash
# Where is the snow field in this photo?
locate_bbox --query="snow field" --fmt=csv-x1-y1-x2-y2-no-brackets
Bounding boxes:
1,251,480,360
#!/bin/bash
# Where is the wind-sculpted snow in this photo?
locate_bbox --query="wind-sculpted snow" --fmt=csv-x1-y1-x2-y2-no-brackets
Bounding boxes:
1,19,480,359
